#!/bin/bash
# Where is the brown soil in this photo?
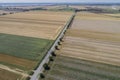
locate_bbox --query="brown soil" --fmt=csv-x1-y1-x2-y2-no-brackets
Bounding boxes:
0,69,22,80
0,54,36,70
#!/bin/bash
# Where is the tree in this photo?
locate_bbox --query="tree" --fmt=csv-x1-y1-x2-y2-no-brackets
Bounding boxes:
55,46,60,50
58,42,62,45
51,51,56,56
2,13,7,15
40,73,45,79
43,63,50,70
26,76,31,80
49,56,54,61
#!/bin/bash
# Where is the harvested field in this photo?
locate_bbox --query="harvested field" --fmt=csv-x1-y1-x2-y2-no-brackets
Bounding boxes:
61,36,120,66
103,13,120,18
67,29,120,42
105,13,120,16
0,21,63,40
76,12,120,21
71,19,120,33
1,11,72,22
0,69,22,80
0,11,73,40
45,12,120,80
45,56,120,80
63,12,120,66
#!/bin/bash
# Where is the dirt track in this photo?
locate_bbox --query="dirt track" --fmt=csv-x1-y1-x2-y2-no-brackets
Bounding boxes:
0,65,28,80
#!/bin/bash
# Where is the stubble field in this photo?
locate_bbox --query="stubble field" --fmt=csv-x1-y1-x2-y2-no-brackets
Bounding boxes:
0,11,72,40
64,12,120,67
45,12,120,80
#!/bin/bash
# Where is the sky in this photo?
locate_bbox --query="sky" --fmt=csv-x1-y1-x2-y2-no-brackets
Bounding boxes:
0,0,120,3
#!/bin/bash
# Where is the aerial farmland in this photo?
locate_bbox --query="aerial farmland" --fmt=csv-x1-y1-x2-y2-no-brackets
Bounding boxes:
44,11,120,80
0,3,120,80
0,11,73,80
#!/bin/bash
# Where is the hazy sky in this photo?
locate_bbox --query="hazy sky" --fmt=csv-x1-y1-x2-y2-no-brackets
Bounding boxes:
0,0,120,3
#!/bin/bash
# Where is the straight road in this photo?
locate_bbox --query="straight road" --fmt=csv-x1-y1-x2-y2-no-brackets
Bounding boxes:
30,12,75,80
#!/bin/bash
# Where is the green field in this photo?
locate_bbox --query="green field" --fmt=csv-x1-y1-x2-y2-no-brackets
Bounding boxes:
0,33,53,61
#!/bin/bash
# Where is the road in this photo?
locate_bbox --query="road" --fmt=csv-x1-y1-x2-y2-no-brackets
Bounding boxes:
30,12,75,80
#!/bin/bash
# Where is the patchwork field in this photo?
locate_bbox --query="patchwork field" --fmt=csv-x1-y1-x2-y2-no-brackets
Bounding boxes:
45,12,120,80
0,11,73,80
0,33,53,72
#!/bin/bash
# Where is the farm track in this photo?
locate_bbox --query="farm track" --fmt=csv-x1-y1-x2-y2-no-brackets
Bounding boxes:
0,64,28,77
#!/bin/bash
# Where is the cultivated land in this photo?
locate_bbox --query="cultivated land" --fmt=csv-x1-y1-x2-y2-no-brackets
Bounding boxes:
0,11,73,40
1,11,72,22
0,33,53,72
45,56,120,80
66,12,120,66
0,69,22,80
0,11,73,80
45,12,120,80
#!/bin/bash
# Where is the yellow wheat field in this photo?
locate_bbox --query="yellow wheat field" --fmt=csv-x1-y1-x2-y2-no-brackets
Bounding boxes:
0,11,73,40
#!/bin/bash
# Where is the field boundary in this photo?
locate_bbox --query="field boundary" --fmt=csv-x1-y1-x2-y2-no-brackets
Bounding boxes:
30,12,75,80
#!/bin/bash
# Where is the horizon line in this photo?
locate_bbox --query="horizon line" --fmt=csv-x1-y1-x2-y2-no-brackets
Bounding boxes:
0,2,120,3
